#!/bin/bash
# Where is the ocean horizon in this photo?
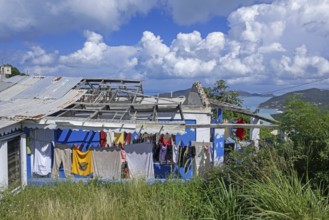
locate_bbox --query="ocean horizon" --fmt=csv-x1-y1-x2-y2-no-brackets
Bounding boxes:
241,96,278,114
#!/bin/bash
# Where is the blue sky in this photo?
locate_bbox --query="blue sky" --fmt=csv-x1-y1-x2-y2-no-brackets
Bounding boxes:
1,0,329,95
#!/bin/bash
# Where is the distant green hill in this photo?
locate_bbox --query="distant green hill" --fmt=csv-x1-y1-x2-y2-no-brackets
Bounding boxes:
237,90,273,97
259,88,329,111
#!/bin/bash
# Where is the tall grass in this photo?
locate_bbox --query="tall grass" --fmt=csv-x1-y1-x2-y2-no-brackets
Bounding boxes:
0,179,211,220
244,171,329,219
1,146,328,219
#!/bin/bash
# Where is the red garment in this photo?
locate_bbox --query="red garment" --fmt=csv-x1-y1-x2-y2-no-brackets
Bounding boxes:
236,118,245,140
100,130,107,147
159,134,172,147
124,133,132,145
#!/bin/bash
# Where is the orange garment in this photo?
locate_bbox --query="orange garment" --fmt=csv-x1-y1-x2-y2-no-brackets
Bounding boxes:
72,149,93,176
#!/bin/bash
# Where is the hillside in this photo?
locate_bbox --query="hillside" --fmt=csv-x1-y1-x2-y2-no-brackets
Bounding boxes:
237,90,273,97
259,88,329,111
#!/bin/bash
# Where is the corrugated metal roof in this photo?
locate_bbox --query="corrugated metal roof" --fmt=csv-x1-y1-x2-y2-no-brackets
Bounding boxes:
0,76,44,101
0,89,85,120
3,75,28,84
0,119,20,130
0,76,85,121
0,76,189,134
0,119,21,136
0,81,13,92
14,76,82,100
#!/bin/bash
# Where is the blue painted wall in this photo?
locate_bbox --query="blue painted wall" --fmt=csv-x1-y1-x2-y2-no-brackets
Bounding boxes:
27,154,32,179
158,119,196,179
28,124,199,180
212,108,225,165
175,120,196,146
55,129,100,151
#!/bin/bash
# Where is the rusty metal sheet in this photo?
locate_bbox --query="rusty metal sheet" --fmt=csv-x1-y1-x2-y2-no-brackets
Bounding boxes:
0,89,85,120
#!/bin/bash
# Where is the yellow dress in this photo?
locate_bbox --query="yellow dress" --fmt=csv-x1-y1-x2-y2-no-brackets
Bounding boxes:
72,149,93,176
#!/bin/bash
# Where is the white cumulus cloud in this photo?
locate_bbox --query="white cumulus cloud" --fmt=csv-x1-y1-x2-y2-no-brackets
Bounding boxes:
59,31,109,64
0,0,157,40
21,46,57,65
17,0,329,92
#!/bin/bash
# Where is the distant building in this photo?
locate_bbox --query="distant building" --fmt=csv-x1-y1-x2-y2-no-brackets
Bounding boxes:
0,65,12,80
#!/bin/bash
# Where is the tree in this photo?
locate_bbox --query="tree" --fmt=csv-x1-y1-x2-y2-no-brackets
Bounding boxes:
206,80,245,121
280,98,329,187
206,80,242,107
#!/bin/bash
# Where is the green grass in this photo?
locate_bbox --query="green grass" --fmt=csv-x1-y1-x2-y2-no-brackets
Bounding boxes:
0,179,209,220
1,147,329,220
243,171,329,219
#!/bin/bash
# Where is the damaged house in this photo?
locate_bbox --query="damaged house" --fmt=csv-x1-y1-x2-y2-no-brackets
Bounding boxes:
0,76,277,191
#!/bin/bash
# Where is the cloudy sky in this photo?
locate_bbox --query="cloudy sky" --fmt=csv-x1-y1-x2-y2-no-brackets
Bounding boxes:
1,0,329,94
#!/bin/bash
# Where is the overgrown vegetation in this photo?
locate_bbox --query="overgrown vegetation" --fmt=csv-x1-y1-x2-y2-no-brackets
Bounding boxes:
1,98,329,219
280,98,329,188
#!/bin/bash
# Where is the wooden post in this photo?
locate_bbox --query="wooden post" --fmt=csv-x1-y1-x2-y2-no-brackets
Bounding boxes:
213,108,225,166
250,118,260,151
20,134,27,187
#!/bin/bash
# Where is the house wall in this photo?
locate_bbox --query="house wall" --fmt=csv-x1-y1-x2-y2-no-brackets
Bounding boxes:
55,129,100,151
1,66,12,75
0,133,28,191
0,141,8,190
173,112,211,143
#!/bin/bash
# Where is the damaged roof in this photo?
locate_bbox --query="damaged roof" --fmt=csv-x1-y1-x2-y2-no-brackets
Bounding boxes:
0,75,276,135
47,78,190,122
0,76,84,122
0,77,202,133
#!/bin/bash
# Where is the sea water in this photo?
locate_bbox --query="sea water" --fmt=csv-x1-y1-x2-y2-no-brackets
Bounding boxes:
241,96,279,114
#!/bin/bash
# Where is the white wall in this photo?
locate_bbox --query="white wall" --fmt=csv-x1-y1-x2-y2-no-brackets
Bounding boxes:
150,110,212,142
174,113,211,142
0,141,8,190
20,134,27,186
0,133,28,191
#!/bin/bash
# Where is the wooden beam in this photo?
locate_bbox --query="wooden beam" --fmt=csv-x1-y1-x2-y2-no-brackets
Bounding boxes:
209,99,278,124
72,102,180,108
178,103,185,120
186,123,279,129
152,105,158,121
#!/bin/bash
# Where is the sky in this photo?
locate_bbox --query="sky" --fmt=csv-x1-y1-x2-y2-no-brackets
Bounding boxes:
1,0,329,95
